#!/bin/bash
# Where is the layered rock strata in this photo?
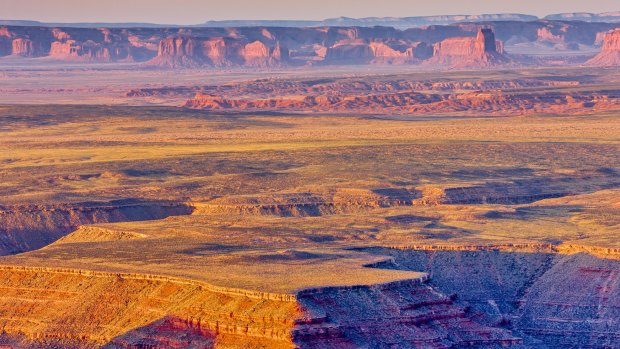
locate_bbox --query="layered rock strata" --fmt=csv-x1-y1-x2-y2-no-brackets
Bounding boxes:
428,28,511,67
0,200,193,255
587,28,620,66
363,248,620,348
4,22,618,67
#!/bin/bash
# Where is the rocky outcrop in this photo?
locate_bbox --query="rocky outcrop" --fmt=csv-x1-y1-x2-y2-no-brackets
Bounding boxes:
0,268,299,349
0,27,13,56
428,28,510,67
11,38,42,57
515,253,620,348
295,278,522,348
146,36,288,68
148,36,203,68
1,246,619,348
323,40,432,65
192,189,421,217
0,26,153,62
183,84,619,115
586,28,620,66
0,200,193,255
416,171,620,206
243,40,289,67
49,39,131,61
362,247,620,348
2,22,620,67
105,317,216,349
132,76,579,99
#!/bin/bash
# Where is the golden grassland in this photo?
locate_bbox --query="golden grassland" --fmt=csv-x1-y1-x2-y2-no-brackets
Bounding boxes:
0,101,619,293
3,188,618,294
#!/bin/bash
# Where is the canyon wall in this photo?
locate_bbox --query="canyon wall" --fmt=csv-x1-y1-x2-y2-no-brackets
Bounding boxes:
363,248,620,348
192,189,421,217
0,268,299,349
294,278,522,348
0,200,193,255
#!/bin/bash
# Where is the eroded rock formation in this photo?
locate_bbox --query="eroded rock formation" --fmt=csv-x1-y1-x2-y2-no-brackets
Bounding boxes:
0,200,193,255
184,86,620,115
363,248,620,348
0,268,299,349
587,28,620,66
428,28,510,67
295,278,522,348
147,36,288,68
323,40,432,65
3,247,619,348
192,189,421,217
11,38,41,57
1,21,619,67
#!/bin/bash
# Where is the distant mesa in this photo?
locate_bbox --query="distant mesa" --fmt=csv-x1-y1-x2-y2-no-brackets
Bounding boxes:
147,28,506,68
11,37,42,57
2,12,616,29
428,28,510,68
1,22,620,68
145,37,288,68
586,28,620,66
544,12,620,23
204,13,541,29
323,40,433,65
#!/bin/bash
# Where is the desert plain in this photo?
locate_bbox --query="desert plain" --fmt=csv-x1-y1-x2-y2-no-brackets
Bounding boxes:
0,18,620,349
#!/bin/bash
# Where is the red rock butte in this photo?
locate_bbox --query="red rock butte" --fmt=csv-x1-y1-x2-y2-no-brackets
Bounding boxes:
428,28,510,67
587,28,620,66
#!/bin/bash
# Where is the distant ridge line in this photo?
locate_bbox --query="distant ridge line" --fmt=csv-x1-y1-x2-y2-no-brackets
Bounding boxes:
1,11,619,29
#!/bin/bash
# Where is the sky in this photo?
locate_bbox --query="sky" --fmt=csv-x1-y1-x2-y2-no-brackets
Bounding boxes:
2,0,619,24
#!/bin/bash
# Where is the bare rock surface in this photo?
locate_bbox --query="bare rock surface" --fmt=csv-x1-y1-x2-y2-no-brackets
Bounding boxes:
587,28,620,66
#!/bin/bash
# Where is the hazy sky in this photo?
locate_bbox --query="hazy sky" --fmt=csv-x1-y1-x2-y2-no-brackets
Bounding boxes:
3,0,619,24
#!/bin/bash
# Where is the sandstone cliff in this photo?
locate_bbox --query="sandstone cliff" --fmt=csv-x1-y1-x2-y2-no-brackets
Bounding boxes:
428,28,511,67
0,268,299,349
0,200,193,256
1,246,619,348
1,22,619,68
586,28,620,66
323,40,432,65
183,84,619,115
0,21,617,68
146,36,289,68
365,247,620,348
11,38,42,57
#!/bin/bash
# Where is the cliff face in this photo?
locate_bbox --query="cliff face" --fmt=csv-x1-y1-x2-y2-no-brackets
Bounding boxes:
11,38,42,57
429,28,510,67
0,268,299,349
587,28,620,66
192,189,421,217
0,200,193,256
323,40,432,65
1,22,618,68
363,248,620,348
295,278,522,348
49,40,127,61
147,36,288,68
